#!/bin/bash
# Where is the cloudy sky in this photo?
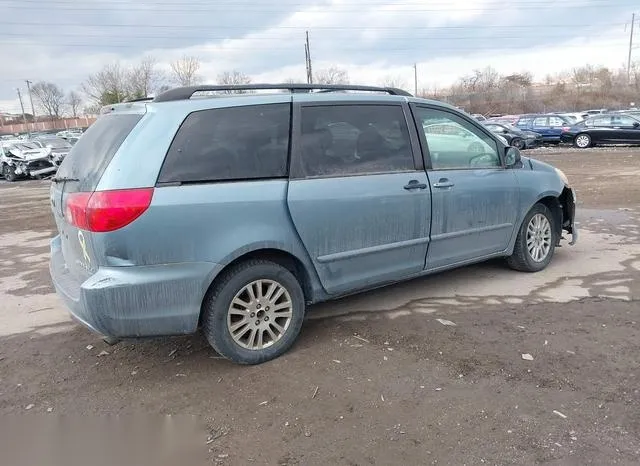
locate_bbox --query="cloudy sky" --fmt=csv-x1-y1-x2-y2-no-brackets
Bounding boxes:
0,0,637,113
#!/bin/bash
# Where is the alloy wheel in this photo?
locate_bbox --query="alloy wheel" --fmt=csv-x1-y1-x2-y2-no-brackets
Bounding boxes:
227,279,293,350
526,213,552,262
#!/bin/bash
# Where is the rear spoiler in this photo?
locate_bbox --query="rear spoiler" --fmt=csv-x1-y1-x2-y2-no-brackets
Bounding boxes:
99,101,150,115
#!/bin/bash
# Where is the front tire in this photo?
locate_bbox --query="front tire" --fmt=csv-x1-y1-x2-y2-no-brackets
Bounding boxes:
574,133,591,148
202,260,305,365
2,164,17,182
507,203,557,272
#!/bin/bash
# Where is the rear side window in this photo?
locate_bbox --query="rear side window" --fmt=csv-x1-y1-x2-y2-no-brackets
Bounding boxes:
57,113,143,192
298,105,413,178
533,117,548,126
158,104,290,184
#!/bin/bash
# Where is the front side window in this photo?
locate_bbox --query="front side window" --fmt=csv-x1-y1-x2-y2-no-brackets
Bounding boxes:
415,107,501,170
298,105,414,177
158,103,290,184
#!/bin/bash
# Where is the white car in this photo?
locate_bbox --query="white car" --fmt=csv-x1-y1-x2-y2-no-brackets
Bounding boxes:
30,137,72,166
0,141,57,181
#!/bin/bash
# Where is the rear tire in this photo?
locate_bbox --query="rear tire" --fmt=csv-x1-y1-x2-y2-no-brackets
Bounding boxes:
202,260,305,365
2,164,17,182
574,133,591,148
507,203,557,272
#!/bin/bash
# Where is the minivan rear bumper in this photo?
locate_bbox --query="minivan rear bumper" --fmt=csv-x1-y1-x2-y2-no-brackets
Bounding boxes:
49,235,219,338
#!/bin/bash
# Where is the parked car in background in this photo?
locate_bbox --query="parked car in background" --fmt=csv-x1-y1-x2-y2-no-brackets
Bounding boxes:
30,136,72,166
557,112,588,124
56,129,84,140
472,114,487,121
585,109,608,116
49,83,577,365
560,113,640,148
483,122,543,149
514,114,573,143
0,140,56,181
488,115,520,125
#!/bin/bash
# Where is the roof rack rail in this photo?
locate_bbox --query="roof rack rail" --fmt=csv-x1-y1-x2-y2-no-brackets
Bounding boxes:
153,83,412,102
125,96,155,103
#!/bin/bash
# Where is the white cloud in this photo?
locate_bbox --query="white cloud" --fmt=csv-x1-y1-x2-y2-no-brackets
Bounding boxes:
0,0,636,113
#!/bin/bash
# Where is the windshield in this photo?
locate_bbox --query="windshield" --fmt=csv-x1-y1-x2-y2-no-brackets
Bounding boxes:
14,143,39,150
39,138,71,149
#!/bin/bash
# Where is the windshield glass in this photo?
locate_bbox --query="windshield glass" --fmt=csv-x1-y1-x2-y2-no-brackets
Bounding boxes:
39,138,71,149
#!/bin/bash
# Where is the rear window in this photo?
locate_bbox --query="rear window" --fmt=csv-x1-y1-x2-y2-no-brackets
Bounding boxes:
158,103,290,184
56,113,143,191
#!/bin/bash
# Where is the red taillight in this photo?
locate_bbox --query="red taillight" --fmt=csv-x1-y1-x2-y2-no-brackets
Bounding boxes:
561,126,570,132
65,188,154,232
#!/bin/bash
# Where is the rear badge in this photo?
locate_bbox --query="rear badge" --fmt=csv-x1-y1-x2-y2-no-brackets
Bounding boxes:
78,231,92,270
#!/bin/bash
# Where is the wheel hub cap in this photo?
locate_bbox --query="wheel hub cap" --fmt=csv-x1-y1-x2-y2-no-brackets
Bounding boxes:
227,279,293,350
526,213,552,262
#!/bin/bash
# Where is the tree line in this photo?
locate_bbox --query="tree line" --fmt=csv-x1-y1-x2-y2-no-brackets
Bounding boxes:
19,57,640,120
421,62,640,115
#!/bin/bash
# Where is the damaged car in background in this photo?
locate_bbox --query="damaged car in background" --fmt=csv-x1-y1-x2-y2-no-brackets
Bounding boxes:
0,141,57,181
30,137,72,166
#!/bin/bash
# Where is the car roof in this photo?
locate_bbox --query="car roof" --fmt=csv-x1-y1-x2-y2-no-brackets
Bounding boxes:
102,86,464,119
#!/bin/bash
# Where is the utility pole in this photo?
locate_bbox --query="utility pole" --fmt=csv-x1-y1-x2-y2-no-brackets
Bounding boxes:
25,80,36,119
305,31,313,84
413,63,418,96
16,88,28,126
628,13,636,82
304,41,310,84
25,80,36,132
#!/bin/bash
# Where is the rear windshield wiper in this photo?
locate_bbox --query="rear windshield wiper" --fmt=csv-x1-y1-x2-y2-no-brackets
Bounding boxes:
51,176,80,183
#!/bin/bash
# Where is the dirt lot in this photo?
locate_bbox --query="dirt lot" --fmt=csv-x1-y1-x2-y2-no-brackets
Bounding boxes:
0,147,639,465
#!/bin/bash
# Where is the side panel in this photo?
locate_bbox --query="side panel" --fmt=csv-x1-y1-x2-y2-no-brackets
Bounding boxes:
90,180,323,296
426,169,519,269
287,173,431,295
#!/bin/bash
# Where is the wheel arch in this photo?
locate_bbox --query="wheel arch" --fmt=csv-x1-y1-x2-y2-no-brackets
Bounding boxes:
198,247,321,327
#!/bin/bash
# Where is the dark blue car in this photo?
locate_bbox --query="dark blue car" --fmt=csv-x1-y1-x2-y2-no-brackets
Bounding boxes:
514,114,573,143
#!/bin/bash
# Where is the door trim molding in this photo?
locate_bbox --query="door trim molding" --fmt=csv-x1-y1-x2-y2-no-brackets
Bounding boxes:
317,237,430,264
431,222,513,241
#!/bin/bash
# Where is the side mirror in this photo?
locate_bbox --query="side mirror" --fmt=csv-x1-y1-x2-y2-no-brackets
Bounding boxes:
633,122,640,128
505,146,521,167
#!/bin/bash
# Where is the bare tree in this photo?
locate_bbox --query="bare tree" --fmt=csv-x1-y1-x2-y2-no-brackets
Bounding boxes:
216,70,252,93
170,55,201,86
31,81,65,119
82,62,130,105
315,66,350,85
128,56,165,98
67,91,82,117
381,75,407,90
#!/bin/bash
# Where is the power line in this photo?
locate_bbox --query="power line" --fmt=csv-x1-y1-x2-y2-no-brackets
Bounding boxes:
0,20,626,30
2,0,625,4
0,40,627,51
0,31,621,41
0,3,625,12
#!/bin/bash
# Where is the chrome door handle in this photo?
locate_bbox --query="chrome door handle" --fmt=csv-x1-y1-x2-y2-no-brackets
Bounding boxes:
404,180,427,190
433,179,454,188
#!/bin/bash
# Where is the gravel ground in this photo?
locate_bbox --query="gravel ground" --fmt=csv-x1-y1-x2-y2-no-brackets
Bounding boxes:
0,146,639,465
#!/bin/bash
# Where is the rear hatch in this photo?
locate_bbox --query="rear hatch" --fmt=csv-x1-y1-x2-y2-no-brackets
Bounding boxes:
50,111,145,282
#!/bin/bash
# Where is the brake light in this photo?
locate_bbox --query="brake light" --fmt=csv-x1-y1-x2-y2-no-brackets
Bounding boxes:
561,126,571,132
65,188,154,232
